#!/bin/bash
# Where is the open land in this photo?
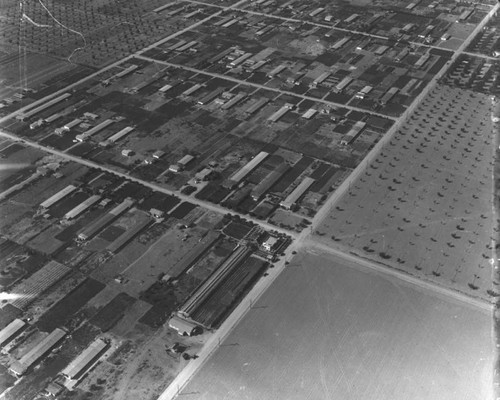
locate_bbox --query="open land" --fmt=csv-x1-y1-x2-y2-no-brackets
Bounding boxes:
0,0,498,399
180,250,493,400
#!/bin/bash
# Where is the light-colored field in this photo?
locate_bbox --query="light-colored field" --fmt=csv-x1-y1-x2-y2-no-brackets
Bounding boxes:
180,250,493,400
315,84,496,300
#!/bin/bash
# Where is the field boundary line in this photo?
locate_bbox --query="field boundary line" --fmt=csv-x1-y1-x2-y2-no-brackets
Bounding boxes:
304,239,493,313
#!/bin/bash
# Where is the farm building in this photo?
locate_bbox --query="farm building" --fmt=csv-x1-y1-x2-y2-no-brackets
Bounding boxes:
332,37,350,50
380,87,399,105
224,187,252,209
267,105,290,122
40,185,77,209
115,64,138,78
401,79,418,95
0,319,26,348
221,93,246,110
99,126,134,147
280,176,315,209
214,16,233,26
256,25,273,36
334,77,353,93
309,7,324,17
251,163,290,200
62,118,82,131
228,53,252,68
302,108,317,119
77,198,135,241
395,48,409,62
170,154,194,172
168,315,202,336
312,72,331,87
262,236,278,252
61,338,109,381
266,64,286,78
245,98,270,114
44,113,62,123
177,40,197,52
374,45,389,55
153,150,165,159
194,168,213,182
344,13,359,23
75,119,114,142
178,245,252,321
64,195,101,220
168,40,186,51
198,88,225,105
9,328,66,377
106,217,152,253
340,121,367,145
17,93,71,121
222,18,239,28
355,86,373,99
159,83,173,93
415,53,430,68
248,60,268,72
10,261,71,309
208,47,234,64
224,151,269,189
458,9,473,21
181,83,203,97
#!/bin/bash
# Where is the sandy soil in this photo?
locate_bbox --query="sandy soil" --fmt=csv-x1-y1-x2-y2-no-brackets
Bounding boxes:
180,250,493,400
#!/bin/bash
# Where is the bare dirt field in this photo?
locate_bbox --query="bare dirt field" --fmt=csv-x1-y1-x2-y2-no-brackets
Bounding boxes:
180,250,493,400
315,84,497,301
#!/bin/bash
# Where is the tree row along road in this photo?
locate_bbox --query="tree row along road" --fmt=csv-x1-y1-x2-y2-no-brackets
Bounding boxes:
135,54,397,120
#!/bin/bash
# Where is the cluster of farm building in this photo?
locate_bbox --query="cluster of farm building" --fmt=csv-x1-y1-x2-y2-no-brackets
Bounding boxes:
0,0,498,397
0,138,293,397
3,50,396,225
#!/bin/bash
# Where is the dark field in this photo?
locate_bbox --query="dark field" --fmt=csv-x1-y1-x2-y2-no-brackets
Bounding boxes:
89,292,136,332
170,202,196,219
37,278,106,332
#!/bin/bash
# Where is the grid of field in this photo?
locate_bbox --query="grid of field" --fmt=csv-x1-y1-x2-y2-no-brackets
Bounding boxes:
315,84,496,300
180,250,493,400
6,260,72,309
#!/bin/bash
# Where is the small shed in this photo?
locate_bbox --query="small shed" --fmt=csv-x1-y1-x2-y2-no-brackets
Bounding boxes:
263,236,278,252
168,315,202,336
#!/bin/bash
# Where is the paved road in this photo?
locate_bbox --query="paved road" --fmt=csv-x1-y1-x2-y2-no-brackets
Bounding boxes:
158,4,499,399
183,0,390,40
0,129,297,239
0,2,497,399
135,54,396,120
0,0,248,124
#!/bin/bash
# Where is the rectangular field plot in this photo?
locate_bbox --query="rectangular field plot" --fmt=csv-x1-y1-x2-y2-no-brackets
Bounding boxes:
6,260,71,310
181,251,493,400
89,292,136,332
36,278,105,332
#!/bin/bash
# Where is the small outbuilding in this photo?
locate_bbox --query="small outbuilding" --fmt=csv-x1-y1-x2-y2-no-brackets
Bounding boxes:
168,315,202,336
